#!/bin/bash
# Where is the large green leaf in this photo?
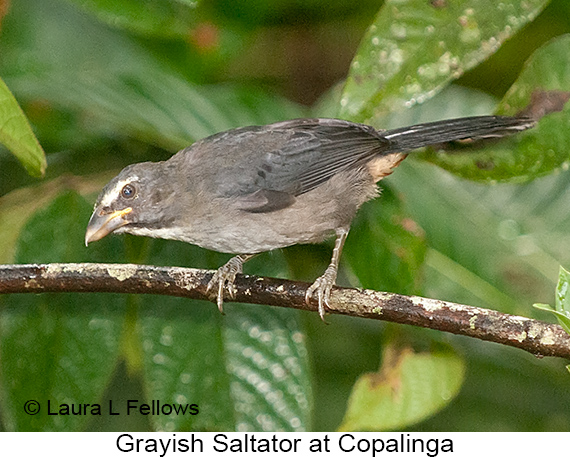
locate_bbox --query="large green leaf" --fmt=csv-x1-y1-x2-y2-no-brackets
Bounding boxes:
0,192,125,431
339,343,465,431
135,242,312,432
367,84,568,314
0,77,46,177
390,158,570,316
365,84,499,130
28,72,304,152
340,0,549,123
222,305,312,432
424,35,570,182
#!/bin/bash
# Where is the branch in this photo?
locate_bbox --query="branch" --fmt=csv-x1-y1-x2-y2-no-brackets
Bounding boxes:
1,262,569,359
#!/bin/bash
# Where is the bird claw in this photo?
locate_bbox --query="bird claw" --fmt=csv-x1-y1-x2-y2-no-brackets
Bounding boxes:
305,265,338,322
206,256,244,313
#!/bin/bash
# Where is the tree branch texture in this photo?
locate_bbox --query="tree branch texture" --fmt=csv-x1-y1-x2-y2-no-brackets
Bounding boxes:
1,262,569,359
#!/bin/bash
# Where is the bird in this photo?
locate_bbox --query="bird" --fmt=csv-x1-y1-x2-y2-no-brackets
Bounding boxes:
85,115,535,320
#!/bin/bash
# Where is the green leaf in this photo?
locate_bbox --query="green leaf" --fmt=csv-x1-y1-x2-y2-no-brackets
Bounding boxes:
134,240,312,432
389,152,570,316
0,77,46,177
137,297,235,432
339,344,465,431
423,35,570,183
344,186,426,295
132,241,235,432
340,0,549,123
0,192,125,431
369,84,499,130
29,73,304,152
497,35,570,118
371,86,570,314
556,265,570,314
533,265,570,334
533,304,570,334
66,0,200,38
222,307,312,432
412,340,570,431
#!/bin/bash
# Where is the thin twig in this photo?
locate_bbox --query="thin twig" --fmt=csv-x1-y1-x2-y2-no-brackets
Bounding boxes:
0,262,569,359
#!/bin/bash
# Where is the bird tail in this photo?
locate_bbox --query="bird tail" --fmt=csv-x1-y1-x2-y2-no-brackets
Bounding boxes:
383,115,535,153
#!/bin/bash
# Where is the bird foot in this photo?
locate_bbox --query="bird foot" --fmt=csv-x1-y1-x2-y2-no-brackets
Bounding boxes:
206,256,245,313
305,264,338,322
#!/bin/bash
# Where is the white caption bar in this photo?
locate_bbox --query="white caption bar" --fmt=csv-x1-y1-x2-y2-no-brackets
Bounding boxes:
1,431,562,456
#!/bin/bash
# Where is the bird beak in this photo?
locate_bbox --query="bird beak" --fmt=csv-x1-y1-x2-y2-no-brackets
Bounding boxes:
85,207,132,246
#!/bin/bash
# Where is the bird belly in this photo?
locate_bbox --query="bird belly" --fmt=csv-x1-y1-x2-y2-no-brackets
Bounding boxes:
169,204,341,254
172,170,377,254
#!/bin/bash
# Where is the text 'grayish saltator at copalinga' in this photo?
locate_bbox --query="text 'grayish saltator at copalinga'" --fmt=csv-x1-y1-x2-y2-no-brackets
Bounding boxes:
85,116,534,320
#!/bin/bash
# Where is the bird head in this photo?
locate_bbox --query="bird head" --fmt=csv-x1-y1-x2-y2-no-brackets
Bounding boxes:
85,161,175,245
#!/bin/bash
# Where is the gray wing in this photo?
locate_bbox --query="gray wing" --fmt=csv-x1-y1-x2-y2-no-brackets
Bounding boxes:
207,118,390,213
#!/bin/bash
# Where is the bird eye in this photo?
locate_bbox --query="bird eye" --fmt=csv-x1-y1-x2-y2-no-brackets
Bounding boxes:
121,183,136,199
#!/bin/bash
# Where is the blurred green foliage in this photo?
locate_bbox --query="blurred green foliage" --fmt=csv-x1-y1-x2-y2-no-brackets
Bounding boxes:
1,0,570,432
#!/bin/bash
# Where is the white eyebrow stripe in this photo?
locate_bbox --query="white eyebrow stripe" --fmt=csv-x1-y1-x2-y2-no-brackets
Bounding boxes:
99,177,139,207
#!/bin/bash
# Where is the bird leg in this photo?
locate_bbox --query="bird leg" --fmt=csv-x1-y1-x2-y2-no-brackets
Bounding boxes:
207,254,256,313
305,228,348,321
